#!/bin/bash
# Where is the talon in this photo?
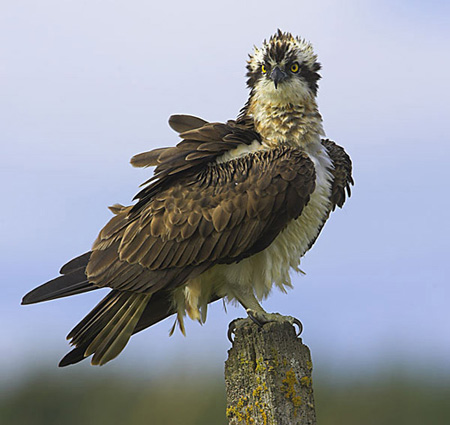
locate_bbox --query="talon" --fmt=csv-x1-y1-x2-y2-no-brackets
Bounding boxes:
227,321,236,343
292,318,303,336
227,319,241,343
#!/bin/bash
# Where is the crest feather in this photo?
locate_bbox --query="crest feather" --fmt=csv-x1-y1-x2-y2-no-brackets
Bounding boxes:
245,30,320,91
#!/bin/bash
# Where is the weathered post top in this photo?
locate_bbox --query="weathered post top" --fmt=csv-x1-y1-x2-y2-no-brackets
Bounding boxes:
225,319,316,425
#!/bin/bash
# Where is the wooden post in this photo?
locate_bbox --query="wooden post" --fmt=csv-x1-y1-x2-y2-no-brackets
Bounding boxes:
225,319,316,425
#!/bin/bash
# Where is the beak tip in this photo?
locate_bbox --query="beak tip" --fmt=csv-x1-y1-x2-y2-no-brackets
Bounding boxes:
270,66,287,90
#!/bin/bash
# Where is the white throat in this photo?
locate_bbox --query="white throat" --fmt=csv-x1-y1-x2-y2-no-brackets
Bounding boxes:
247,92,325,149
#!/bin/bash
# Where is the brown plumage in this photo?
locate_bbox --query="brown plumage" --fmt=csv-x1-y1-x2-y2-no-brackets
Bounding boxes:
22,30,353,366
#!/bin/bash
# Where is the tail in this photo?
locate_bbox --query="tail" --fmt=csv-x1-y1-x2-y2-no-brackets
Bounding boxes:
23,250,218,366
59,290,174,367
22,252,97,305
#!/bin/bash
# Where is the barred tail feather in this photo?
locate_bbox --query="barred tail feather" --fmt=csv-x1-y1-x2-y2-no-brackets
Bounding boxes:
86,293,149,365
59,291,151,367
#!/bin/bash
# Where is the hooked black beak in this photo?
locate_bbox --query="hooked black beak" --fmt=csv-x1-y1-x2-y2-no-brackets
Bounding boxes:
270,67,288,89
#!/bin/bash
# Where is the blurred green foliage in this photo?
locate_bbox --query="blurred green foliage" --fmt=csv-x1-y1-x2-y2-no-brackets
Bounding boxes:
1,371,449,424
0,372,227,425
315,378,450,425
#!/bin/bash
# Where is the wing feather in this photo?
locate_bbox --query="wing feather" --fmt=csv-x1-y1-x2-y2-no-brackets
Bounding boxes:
187,210,202,227
195,232,222,263
198,217,214,239
130,148,169,168
170,239,192,266
321,139,354,210
221,227,241,259
138,238,160,267
159,243,180,269
210,228,233,259
168,114,209,133
212,205,232,232
145,240,174,270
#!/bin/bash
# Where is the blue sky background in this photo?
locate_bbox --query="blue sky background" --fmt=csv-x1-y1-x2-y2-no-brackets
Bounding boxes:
1,0,449,382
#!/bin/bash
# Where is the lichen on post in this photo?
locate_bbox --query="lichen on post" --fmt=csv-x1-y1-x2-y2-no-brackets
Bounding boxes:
225,319,316,425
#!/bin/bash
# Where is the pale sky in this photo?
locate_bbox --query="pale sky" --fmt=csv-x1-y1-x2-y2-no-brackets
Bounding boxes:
1,0,449,382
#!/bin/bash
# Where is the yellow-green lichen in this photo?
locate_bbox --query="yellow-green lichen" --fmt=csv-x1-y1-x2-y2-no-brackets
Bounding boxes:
255,356,267,374
226,396,248,423
255,350,281,375
270,348,280,369
239,353,251,367
252,383,269,425
300,376,312,387
252,385,263,399
226,384,270,425
281,369,303,417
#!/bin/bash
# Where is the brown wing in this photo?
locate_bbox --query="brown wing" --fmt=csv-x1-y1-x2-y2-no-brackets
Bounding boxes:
322,139,353,210
130,115,260,202
86,146,316,295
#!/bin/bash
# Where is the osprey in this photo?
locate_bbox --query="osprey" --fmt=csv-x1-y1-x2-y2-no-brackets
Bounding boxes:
22,30,353,366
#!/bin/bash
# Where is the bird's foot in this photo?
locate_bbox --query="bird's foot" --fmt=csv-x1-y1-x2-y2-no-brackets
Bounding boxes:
227,312,303,343
246,309,303,336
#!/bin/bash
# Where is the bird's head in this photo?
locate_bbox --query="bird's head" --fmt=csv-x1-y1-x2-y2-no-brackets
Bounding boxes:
246,30,321,104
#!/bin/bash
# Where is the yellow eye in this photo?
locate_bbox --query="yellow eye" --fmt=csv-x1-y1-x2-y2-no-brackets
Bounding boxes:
290,62,299,73
261,64,267,74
